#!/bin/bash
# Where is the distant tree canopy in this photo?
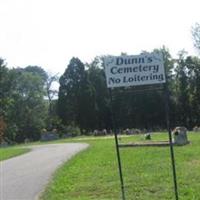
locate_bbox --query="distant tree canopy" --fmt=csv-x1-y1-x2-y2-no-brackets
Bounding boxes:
58,57,96,134
0,62,48,142
1,36,200,143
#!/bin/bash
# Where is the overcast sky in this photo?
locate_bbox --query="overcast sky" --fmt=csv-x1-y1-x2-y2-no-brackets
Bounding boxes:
0,0,200,74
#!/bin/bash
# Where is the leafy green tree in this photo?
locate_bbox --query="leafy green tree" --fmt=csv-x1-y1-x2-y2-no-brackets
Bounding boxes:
174,51,190,127
77,73,97,133
87,57,111,130
0,64,48,142
186,56,200,126
7,68,47,142
44,73,60,130
58,57,84,125
24,65,48,83
0,59,19,141
58,57,96,134
46,73,59,114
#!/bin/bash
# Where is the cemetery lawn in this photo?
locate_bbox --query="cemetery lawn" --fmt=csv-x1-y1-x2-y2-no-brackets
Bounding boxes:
40,132,200,200
0,147,30,161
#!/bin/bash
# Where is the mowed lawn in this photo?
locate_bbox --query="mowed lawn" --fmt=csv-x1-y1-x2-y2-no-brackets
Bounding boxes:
0,147,30,161
40,132,200,200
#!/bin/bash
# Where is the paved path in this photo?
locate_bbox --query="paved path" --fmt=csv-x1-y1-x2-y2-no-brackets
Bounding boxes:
0,143,88,200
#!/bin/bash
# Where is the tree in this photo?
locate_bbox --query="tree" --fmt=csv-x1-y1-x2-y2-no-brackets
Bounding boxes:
186,56,200,126
44,73,60,130
24,65,48,83
46,73,59,114
0,58,16,142
58,57,96,134
58,57,84,125
174,50,190,127
0,64,48,142
87,57,111,130
9,68,47,142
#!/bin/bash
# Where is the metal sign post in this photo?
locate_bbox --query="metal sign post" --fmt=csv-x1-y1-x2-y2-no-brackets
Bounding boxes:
109,88,126,200
164,84,179,200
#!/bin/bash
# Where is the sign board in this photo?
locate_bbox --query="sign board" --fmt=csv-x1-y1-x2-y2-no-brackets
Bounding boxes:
104,53,166,88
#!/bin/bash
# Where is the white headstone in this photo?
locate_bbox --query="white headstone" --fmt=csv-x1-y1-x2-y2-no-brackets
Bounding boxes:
173,127,189,145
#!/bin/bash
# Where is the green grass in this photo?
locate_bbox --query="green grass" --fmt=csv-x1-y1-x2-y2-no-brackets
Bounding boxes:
40,132,200,200
0,147,30,161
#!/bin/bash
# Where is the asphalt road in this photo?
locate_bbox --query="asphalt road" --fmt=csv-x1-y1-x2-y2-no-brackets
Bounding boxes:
0,143,88,200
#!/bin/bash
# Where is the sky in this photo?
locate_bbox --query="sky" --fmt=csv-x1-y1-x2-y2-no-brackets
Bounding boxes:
0,0,200,75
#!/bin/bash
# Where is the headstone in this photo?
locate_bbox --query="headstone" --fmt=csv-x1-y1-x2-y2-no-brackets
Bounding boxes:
134,129,141,134
125,128,131,135
193,126,200,132
102,129,107,135
40,132,59,141
93,130,98,136
172,127,189,145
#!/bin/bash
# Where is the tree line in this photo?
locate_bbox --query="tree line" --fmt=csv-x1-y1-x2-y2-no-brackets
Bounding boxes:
0,24,200,143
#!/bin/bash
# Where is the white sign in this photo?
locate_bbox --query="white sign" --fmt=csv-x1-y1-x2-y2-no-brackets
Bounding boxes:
104,53,166,88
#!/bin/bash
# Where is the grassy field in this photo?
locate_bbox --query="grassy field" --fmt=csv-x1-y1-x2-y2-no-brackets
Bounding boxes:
40,132,200,200
0,147,30,161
